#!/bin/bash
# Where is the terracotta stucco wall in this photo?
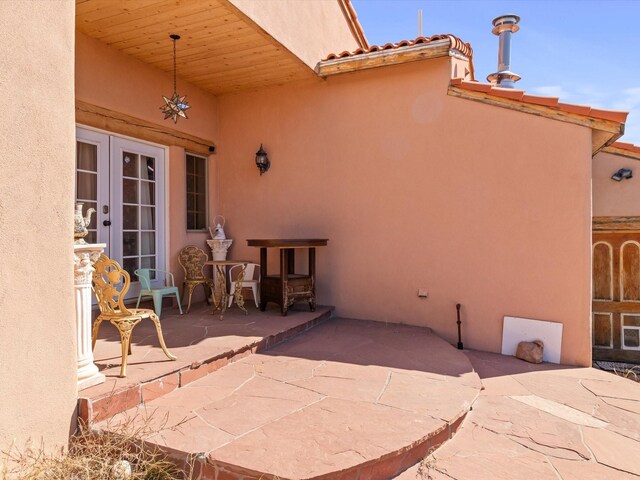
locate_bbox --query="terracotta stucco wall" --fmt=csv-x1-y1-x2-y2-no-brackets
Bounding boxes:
228,0,360,69
217,58,593,366
0,0,77,450
593,151,640,217
75,32,220,291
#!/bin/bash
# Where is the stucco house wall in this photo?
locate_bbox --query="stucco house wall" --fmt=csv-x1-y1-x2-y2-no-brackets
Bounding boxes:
216,57,593,366
593,150,640,217
75,32,220,291
0,0,77,451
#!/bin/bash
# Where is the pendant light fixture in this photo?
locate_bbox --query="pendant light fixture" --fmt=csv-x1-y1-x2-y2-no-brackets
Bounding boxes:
160,34,191,123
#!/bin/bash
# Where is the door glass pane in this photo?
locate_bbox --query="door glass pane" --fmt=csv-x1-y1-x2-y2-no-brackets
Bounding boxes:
122,257,139,280
123,178,138,204
141,256,156,272
141,156,155,181
141,206,155,230
76,171,97,201
140,181,155,205
123,205,138,229
123,152,139,178
141,232,155,255
77,142,97,171
623,329,640,348
123,232,139,256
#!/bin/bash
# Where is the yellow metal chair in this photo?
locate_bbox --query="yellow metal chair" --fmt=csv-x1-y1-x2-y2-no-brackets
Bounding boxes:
91,254,176,378
178,245,214,313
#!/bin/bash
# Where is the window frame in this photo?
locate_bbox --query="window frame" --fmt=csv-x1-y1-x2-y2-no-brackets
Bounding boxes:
185,152,209,232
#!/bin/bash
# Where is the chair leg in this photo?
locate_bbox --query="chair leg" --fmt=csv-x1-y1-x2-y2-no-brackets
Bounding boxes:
152,291,163,318
91,318,104,350
252,284,259,308
136,293,142,309
228,283,236,308
149,313,177,361
184,283,196,314
175,291,183,315
114,321,135,378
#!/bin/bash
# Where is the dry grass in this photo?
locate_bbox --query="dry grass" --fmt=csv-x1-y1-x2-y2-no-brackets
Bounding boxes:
416,450,442,480
1,411,194,480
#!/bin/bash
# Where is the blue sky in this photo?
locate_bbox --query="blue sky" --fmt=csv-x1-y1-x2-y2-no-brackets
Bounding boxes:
352,0,640,144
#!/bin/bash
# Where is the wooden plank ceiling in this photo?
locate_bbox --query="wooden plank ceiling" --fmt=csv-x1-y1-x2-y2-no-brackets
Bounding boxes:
75,0,315,95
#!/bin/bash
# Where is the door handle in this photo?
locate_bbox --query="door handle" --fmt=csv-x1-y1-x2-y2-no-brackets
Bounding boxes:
103,220,112,226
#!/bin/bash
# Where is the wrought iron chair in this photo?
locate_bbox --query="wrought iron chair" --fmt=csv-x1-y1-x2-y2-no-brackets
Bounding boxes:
178,245,214,313
228,263,260,308
134,268,183,318
92,254,176,378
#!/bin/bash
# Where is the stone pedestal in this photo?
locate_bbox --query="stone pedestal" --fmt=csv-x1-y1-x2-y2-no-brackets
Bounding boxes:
207,239,233,295
207,239,233,261
74,243,107,391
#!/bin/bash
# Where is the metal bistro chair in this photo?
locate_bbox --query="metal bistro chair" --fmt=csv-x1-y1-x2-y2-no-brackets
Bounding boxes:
134,268,183,318
228,263,261,308
92,254,176,378
178,245,214,313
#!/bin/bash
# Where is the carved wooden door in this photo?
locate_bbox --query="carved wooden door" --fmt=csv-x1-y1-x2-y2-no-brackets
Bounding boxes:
593,225,640,362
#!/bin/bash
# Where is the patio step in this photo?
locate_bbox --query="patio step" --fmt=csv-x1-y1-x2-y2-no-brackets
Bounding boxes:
79,305,334,426
99,318,482,480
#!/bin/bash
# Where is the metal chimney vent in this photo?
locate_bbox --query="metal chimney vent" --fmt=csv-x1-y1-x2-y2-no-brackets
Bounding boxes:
487,14,521,88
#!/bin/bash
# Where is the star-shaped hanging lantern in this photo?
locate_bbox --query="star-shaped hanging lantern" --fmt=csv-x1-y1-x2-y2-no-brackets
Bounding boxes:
160,92,191,123
160,34,191,124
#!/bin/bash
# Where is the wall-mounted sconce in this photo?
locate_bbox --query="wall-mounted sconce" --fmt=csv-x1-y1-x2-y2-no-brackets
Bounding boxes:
255,144,270,175
612,168,633,181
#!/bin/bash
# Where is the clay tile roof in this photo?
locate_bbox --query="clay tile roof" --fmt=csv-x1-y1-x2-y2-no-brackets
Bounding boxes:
451,80,629,124
322,34,473,62
610,141,640,155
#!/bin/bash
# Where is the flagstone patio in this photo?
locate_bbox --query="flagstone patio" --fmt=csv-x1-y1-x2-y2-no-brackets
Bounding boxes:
396,350,640,479
83,304,640,480
79,303,333,423
98,318,481,479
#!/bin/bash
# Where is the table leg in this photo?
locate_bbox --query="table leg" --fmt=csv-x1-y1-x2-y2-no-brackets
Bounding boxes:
213,264,228,320
309,247,316,312
280,248,289,316
233,264,248,315
259,247,267,311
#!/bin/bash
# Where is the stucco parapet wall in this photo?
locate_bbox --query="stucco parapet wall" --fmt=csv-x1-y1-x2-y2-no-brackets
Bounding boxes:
448,78,627,154
602,141,640,160
315,35,472,77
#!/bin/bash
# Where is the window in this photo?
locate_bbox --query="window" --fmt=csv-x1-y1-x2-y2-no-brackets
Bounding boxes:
186,153,207,230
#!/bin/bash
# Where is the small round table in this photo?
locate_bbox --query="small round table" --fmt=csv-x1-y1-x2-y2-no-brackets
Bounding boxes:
204,260,250,320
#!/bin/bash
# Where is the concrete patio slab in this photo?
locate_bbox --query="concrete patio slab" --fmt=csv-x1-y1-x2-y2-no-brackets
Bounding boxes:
79,302,333,423
99,318,480,479
397,349,640,480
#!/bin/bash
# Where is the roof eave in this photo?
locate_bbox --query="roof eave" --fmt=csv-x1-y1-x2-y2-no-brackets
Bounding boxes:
315,39,463,77
602,143,640,160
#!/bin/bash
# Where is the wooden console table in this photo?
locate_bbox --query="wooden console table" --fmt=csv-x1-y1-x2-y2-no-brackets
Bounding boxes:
247,239,328,316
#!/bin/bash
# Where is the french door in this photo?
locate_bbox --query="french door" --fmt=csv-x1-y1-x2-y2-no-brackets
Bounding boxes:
76,127,166,298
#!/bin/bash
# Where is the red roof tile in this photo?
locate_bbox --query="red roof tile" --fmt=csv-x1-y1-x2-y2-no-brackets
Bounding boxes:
610,141,640,155
451,80,628,124
322,34,473,62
